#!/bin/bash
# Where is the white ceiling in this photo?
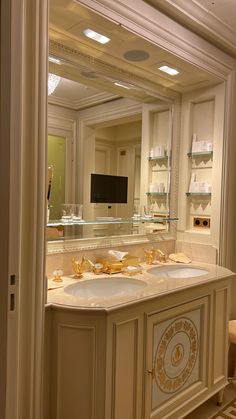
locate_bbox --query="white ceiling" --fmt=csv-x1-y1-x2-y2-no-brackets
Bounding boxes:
48,76,120,110
145,0,236,57
49,0,225,110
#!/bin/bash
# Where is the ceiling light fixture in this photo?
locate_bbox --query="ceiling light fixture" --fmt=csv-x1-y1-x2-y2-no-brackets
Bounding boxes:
114,82,132,90
83,28,110,44
48,73,61,96
158,65,179,76
49,56,61,65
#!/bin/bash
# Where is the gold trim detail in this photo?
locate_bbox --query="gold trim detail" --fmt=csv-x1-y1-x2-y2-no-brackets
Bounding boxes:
154,316,199,394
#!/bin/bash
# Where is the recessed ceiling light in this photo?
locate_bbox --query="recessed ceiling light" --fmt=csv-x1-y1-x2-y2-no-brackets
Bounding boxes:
158,65,179,76
83,28,110,44
49,56,61,65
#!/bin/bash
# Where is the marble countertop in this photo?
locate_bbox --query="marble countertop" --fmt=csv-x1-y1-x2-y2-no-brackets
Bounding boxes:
46,262,234,311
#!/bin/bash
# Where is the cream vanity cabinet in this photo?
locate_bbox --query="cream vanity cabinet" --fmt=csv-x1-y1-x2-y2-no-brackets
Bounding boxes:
46,276,230,419
144,280,229,418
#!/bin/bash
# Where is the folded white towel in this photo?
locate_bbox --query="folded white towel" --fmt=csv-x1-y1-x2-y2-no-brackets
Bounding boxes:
108,250,128,260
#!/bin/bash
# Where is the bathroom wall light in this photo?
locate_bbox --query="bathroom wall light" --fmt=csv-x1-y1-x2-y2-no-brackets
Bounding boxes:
48,73,61,96
83,28,110,44
158,65,179,76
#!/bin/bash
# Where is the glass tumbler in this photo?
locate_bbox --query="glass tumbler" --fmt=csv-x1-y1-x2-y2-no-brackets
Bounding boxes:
61,204,72,222
72,204,83,221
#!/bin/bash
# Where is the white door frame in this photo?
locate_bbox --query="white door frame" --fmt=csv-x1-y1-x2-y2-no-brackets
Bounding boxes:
0,0,48,418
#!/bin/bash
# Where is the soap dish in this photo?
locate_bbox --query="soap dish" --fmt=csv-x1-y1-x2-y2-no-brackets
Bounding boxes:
122,266,142,276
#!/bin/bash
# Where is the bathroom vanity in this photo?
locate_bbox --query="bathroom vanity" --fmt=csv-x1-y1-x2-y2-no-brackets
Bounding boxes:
45,263,234,419
44,7,234,419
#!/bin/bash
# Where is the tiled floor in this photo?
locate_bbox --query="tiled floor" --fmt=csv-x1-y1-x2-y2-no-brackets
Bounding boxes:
185,383,236,419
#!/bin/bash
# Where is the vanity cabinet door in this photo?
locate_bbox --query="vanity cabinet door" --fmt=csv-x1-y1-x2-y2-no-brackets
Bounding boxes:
144,297,209,419
105,314,144,419
50,310,107,419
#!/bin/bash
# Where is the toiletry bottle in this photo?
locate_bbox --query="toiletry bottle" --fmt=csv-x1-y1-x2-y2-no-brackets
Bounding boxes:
189,173,196,193
192,133,198,153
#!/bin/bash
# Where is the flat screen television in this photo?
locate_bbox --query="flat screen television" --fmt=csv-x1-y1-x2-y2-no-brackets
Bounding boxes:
90,173,128,203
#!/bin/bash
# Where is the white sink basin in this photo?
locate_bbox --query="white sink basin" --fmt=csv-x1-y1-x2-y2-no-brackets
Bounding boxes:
64,277,146,298
148,265,209,278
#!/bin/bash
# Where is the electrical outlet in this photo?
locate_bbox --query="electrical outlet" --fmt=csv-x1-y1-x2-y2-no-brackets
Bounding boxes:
193,217,210,228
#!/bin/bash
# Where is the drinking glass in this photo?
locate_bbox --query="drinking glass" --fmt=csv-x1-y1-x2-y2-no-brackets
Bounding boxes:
61,204,72,222
71,204,83,221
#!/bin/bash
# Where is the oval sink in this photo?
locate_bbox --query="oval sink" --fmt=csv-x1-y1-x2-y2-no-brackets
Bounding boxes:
148,265,209,278
64,277,146,298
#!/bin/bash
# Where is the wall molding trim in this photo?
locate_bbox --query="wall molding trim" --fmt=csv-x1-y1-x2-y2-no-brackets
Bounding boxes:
49,91,119,110
145,0,236,58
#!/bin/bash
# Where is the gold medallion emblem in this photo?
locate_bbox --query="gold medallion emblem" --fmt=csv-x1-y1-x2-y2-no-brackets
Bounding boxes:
154,317,199,393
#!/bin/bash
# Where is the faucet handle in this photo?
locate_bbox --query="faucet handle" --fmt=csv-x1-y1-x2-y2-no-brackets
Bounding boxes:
52,269,63,282
72,257,85,279
144,249,156,265
85,258,104,274
93,263,104,274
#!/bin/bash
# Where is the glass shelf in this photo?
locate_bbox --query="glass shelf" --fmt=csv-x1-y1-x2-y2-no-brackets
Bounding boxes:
47,216,178,227
146,192,169,196
187,151,213,158
186,192,211,196
151,168,170,173
148,156,168,161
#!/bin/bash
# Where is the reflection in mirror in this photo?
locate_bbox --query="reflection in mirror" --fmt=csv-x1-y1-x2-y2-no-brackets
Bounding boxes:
47,0,185,241
82,116,143,238
48,134,66,220
47,94,173,240
93,120,142,220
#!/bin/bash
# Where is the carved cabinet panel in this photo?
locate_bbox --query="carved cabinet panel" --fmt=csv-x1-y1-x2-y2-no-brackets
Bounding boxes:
145,297,209,419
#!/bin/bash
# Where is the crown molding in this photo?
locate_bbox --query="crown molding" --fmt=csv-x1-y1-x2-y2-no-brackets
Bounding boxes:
48,91,119,110
144,0,236,58
77,0,235,78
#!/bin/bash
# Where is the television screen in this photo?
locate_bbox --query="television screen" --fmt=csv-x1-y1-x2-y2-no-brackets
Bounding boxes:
90,173,128,203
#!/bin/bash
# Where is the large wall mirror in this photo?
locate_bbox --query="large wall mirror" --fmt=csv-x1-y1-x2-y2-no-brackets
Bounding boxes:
47,0,221,245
